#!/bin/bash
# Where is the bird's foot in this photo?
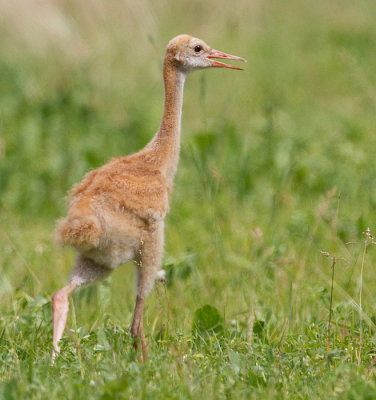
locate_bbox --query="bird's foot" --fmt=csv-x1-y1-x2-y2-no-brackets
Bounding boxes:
51,347,60,365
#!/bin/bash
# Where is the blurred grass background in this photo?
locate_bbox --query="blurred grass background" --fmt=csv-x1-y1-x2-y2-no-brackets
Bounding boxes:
1,0,376,397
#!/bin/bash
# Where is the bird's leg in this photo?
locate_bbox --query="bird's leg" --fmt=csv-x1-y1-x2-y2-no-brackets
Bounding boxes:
131,296,147,361
51,280,78,362
131,223,164,362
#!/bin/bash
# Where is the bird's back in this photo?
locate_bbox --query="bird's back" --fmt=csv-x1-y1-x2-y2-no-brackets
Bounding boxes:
55,152,169,253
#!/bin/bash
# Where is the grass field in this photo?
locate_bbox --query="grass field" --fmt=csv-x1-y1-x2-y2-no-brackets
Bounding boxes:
1,0,376,398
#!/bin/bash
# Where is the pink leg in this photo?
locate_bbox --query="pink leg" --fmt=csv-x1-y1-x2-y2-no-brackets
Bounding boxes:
131,224,164,362
130,296,147,362
51,280,78,362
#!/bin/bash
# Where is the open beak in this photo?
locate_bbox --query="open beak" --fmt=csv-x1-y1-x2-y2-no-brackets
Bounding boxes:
208,49,246,70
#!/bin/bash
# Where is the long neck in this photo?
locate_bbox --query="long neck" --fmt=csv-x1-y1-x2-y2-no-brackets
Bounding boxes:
148,62,186,183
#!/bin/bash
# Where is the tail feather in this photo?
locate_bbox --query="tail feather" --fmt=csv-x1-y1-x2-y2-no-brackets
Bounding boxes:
55,214,102,250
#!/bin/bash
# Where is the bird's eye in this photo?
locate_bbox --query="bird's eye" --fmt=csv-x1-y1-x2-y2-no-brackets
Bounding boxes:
194,45,202,53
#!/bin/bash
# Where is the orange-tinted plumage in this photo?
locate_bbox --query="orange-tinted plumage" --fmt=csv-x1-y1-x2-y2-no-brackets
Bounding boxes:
51,34,245,362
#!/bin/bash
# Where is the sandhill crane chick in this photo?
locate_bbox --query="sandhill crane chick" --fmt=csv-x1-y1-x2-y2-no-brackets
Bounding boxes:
52,34,245,362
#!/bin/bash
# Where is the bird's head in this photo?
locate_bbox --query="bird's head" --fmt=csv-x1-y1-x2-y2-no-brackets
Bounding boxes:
165,34,246,73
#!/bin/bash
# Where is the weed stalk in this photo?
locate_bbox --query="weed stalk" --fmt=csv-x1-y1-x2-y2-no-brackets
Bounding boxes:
323,193,340,352
358,227,373,369
326,255,336,352
247,297,254,354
